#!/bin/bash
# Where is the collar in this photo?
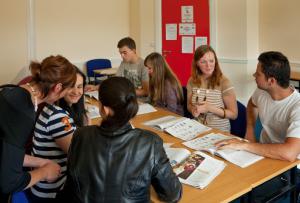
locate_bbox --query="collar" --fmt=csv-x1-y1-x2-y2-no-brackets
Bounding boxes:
98,122,133,137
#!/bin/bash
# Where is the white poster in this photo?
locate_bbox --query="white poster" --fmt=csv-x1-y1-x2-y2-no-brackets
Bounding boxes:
166,24,177,40
179,23,196,35
182,36,193,53
181,6,193,23
195,37,208,49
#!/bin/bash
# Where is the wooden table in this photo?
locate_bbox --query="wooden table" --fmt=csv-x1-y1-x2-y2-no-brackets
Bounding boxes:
93,67,118,77
90,105,300,203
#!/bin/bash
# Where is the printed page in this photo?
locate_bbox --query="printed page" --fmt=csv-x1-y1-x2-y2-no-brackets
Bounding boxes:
85,104,101,119
215,149,264,168
165,119,211,141
174,151,226,189
143,116,186,130
137,103,157,115
165,147,191,167
182,133,231,152
183,133,264,168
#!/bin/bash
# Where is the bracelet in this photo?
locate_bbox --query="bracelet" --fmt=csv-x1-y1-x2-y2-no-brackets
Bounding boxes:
221,107,226,119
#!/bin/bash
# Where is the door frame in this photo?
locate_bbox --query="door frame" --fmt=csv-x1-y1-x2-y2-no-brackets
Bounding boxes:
154,0,217,52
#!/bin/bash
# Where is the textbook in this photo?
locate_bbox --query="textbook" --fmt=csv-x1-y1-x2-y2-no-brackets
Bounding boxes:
143,116,211,141
172,151,226,189
183,133,264,168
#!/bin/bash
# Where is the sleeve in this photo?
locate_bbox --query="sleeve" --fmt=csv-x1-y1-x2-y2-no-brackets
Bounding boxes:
220,76,234,94
140,60,149,82
151,137,182,202
0,142,31,193
48,110,75,139
250,88,261,107
164,81,180,113
286,102,300,139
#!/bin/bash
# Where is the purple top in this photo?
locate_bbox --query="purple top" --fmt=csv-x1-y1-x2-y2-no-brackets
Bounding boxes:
156,80,184,116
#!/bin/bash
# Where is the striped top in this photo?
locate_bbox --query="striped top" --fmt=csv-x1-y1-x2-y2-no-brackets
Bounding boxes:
187,76,234,132
31,104,75,199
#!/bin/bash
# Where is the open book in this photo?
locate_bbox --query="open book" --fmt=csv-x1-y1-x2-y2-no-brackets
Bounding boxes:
143,116,211,141
183,133,264,168
171,151,226,189
165,147,191,167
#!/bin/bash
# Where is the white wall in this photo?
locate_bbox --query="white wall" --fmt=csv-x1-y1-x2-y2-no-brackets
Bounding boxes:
0,0,131,84
35,0,129,70
0,0,28,84
216,0,258,104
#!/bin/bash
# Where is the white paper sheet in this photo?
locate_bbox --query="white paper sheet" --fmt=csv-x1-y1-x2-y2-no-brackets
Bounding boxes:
179,23,196,35
166,24,177,40
181,6,194,23
182,36,194,53
195,37,208,49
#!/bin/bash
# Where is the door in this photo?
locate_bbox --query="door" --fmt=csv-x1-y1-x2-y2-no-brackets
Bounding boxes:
162,0,210,86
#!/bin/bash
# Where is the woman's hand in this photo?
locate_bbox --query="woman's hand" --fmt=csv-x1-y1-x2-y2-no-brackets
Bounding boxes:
191,101,210,117
41,161,61,182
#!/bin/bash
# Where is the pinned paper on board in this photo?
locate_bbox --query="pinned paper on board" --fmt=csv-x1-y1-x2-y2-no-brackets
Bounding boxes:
182,36,193,53
195,37,208,49
166,24,177,40
179,23,196,35
181,6,194,23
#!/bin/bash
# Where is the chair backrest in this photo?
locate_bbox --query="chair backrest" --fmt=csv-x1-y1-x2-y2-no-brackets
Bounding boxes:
182,86,193,118
230,101,247,138
86,59,112,82
255,116,263,141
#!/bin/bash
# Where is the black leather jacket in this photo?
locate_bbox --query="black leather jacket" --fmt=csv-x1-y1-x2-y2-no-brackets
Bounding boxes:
61,123,182,203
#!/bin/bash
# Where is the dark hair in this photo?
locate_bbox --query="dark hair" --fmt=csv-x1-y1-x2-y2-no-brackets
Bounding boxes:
30,55,77,98
258,51,290,88
117,37,136,50
191,45,222,89
58,67,87,127
98,77,138,130
144,52,183,105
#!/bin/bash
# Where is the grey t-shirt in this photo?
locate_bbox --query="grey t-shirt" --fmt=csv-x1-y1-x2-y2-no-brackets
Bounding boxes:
116,58,149,88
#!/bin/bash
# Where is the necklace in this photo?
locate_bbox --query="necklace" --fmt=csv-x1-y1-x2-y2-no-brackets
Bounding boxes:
26,83,38,112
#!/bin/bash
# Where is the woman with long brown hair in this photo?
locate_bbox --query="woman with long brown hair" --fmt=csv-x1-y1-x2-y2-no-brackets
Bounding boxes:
144,52,184,115
187,45,237,132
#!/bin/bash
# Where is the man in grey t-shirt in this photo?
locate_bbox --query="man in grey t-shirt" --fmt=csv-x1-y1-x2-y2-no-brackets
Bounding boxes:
116,37,149,97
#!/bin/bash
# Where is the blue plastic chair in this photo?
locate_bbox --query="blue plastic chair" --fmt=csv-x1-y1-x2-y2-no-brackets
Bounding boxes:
230,101,247,138
12,191,28,203
86,59,112,84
